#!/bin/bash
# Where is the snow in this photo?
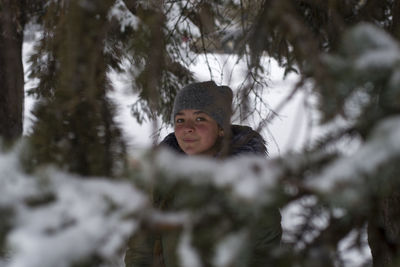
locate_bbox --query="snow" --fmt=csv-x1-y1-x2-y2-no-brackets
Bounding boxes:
338,228,371,267
20,12,399,267
355,49,400,72
108,70,157,152
22,40,38,136
0,145,281,267
20,48,369,266
0,148,148,267
345,23,399,55
349,24,400,75
108,0,140,32
307,116,400,194
213,231,247,267
165,2,201,39
23,35,311,157
155,149,280,204
188,54,317,156
0,148,39,205
178,229,202,267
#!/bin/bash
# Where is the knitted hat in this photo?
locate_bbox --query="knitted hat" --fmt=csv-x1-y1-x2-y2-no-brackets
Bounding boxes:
172,81,233,131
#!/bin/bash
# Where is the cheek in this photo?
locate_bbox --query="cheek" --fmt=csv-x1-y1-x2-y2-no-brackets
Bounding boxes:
197,126,218,143
174,126,183,137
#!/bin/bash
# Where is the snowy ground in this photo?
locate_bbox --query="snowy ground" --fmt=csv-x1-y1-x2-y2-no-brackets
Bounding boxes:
107,54,309,157
23,40,310,156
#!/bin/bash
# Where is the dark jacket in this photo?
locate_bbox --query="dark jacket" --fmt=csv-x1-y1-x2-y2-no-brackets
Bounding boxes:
125,125,282,267
159,124,268,157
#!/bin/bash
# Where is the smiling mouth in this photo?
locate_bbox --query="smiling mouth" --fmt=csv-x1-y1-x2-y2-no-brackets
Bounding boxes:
183,139,197,143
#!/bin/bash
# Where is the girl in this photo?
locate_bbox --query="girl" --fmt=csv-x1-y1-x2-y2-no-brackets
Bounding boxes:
125,81,281,267
161,80,268,157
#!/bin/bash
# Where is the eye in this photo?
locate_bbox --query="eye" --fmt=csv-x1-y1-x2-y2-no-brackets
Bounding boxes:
175,118,184,124
196,117,206,122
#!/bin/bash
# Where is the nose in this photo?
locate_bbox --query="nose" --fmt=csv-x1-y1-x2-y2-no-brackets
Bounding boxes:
183,121,195,133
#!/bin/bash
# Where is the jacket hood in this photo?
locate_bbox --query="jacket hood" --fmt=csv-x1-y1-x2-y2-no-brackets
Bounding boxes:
159,125,267,157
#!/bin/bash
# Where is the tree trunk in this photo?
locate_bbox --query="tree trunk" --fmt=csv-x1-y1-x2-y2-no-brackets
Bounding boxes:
27,0,126,177
369,191,400,267
0,0,25,143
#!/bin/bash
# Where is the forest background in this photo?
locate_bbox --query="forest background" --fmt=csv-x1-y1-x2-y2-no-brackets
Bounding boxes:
2,0,400,267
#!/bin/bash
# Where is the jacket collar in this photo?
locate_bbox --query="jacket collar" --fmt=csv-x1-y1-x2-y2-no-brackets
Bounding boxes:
160,125,267,157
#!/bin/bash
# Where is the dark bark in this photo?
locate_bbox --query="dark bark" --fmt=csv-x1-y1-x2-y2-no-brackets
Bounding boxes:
391,0,400,39
369,191,400,267
0,0,25,143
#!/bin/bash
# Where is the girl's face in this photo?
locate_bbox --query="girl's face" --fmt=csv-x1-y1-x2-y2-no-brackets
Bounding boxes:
174,109,222,156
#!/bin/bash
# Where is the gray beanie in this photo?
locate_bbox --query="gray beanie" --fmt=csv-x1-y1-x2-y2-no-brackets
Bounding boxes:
172,81,233,130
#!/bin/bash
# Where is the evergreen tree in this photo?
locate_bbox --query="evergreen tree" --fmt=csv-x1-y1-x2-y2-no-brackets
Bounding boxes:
25,0,126,177
245,1,400,266
1,0,400,266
